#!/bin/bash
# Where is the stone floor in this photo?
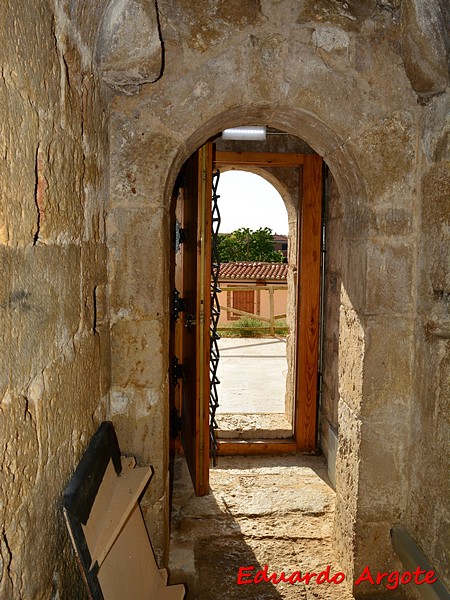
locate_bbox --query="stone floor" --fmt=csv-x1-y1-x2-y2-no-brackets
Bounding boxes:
168,453,355,600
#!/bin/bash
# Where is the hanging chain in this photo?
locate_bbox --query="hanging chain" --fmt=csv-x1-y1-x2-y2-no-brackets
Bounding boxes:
209,169,221,465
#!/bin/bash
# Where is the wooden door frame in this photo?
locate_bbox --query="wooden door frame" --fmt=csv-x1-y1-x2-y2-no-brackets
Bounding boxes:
213,151,323,454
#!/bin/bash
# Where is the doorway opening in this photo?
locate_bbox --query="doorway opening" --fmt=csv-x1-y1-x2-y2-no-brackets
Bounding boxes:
169,130,323,496
213,170,294,442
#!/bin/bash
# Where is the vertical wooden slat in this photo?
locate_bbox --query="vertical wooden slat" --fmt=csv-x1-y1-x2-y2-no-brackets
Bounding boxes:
179,143,213,497
195,142,213,496
295,155,322,451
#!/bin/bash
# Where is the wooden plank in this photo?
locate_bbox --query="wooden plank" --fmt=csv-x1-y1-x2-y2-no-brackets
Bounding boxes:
179,143,213,497
217,440,297,456
195,142,213,496
219,304,272,322
97,503,185,600
84,463,152,569
215,151,306,167
295,155,322,451
218,305,286,323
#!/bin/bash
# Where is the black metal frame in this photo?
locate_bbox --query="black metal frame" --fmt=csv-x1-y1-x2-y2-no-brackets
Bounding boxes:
209,169,221,464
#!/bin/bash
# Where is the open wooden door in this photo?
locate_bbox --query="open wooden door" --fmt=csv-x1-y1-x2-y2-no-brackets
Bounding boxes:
174,143,213,496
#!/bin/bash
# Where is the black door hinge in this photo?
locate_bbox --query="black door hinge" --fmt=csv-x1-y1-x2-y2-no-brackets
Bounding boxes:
174,221,187,253
172,289,186,321
171,356,185,386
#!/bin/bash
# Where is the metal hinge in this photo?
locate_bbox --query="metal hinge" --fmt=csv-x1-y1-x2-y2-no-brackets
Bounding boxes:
171,356,185,386
174,220,187,253
172,289,186,321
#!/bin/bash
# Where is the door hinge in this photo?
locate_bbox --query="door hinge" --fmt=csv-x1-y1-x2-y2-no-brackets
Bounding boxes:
172,289,186,321
171,356,185,386
174,221,187,253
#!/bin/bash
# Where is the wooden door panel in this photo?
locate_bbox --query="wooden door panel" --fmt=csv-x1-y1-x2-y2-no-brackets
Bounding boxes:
295,154,322,451
179,143,213,496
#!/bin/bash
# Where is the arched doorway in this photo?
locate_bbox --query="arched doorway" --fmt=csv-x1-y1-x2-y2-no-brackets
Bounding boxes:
108,103,368,579
169,131,324,496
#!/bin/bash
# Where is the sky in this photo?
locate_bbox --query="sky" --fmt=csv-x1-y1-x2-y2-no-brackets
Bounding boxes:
216,170,288,235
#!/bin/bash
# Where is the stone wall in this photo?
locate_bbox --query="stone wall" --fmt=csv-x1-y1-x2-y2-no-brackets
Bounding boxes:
0,1,110,598
406,92,449,596
320,175,341,464
2,0,447,598
106,3,449,597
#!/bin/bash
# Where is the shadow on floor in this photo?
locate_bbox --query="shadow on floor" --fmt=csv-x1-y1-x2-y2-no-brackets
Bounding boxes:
168,456,285,599
168,454,355,600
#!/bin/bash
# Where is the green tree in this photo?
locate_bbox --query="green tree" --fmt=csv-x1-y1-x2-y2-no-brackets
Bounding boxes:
218,227,284,263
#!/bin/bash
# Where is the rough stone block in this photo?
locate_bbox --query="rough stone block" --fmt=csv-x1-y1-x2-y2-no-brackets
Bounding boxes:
107,207,169,318
363,316,414,409
347,114,417,205
353,520,406,598
111,319,165,388
342,239,367,313
0,245,82,393
358,413,410,522
365,241,414,315
333,493,356,582
335,400,361,520
339,296,365,413
401,0,449,99
96,0,163,93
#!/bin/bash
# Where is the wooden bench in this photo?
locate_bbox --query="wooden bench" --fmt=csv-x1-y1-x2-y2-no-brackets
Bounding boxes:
64,421,185,599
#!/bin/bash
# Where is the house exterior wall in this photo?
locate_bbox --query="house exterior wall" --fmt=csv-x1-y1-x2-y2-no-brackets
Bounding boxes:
217,282,288,328
107,2,449,597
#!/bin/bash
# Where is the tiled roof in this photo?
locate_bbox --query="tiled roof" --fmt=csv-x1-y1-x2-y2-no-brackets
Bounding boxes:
218,261,288,281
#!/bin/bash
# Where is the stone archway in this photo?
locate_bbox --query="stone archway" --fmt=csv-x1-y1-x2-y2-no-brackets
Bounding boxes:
107,101,371,572
107,8,419,586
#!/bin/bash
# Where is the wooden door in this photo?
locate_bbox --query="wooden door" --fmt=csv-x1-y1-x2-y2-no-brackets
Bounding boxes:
177,143,213,496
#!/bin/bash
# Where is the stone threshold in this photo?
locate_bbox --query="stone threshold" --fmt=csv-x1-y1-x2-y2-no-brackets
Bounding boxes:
216,412,293,439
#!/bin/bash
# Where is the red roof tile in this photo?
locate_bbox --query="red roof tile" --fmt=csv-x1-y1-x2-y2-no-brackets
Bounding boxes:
218,262,287,281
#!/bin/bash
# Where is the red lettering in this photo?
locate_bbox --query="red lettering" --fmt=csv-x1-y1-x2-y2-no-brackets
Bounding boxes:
266,567,289,585
316,566,332,584
332,572,346,584
413,567,428,584
355,566,375,586
254,566,267,584
424,571,437,585
300,572,317,584
386,571,400,590
274,572,289,584
376,572,389,584
237,566,254,585
287,571,302,584
400,572,412,584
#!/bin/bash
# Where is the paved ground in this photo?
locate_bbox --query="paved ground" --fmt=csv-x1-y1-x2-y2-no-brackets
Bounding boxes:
216,338,287,414
215,338,292,438
168,454,355,600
